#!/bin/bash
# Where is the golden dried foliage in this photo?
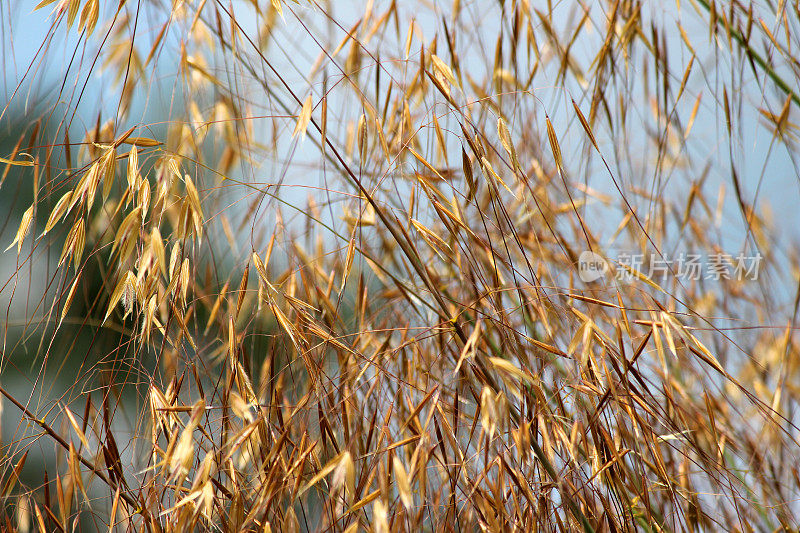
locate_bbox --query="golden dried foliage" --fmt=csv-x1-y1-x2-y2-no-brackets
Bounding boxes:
1,1,799,532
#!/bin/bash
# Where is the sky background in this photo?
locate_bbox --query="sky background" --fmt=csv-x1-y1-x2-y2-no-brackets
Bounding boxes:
0,0,798,508
2,0,799,320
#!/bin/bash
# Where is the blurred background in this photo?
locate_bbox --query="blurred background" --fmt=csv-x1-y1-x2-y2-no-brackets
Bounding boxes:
1,0,799,528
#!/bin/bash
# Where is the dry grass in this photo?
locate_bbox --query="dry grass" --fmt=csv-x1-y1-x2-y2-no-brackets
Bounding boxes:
1,0,799,531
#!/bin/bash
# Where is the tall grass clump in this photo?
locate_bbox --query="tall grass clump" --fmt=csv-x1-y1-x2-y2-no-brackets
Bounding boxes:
1,0,800,531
